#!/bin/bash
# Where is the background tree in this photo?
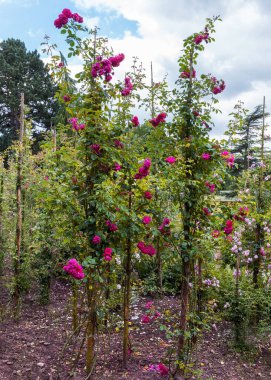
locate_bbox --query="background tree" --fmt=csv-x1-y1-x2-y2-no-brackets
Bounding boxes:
226,101,270,175
0,38,58,152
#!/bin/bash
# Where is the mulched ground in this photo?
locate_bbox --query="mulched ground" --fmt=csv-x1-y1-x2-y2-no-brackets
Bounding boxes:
0,281,271,380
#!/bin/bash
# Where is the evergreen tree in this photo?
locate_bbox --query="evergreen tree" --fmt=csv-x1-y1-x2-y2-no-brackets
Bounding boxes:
0,38,58,152
226,101,269,174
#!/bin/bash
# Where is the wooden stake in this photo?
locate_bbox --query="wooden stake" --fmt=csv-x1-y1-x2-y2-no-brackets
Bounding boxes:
14,92,24,316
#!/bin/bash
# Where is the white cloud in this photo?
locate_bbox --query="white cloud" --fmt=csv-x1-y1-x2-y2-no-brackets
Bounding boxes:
69,0,271,135
27,28,43,38
84,16,100,29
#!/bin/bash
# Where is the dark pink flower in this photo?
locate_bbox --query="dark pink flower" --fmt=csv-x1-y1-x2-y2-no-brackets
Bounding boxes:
92,235,101,244
157,363,169,376
226,154,235,168
209,184,216,193
69,118,85,131
149,112,167,127
165,156,176,164
180,69,196,78
109,53,125,67
202,121,210,129
205,181,216,193
194,32,209,45
212,86,221,94
162,218,170,225
221,150,229,158
145,301,153,309
72,13,83,23
153,311,161,319
54,8,83,28
211,79,226,95
62,8,73,18
144,191,152,199
194,35,203,44
159,218,171,235
137,241,145,251
193,110,200,117
143,158,151,168
63,94,71,102
142,216,152,224
114,139,124,149
90,144,101,155
134,158,151,179
141,314,151,323
69,117,80,131
54,16,68,28
201,153,211,160
224,220,233,235
203,207,211,216
137,241,156,256
63,259,85,280
131,116,139,127
113,163,122,171
103,247,113,261
121,76,133,96
91,58,112,81
106,220,118,232
105,74,112,82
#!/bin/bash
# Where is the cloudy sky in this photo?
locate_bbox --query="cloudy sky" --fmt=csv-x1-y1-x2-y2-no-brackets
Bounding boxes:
0,0,270,138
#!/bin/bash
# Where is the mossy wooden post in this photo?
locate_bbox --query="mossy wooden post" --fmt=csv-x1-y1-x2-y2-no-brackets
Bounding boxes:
234,248,243,345
84,28,101,377
86,276,96,377
52,124,57,153
13,92,24,316
177,49,194,368
197,257,203,314
151,62,163,290
123,177,132,368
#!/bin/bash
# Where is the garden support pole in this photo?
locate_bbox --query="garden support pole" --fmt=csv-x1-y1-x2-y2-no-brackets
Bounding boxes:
13,92,24,316
123,186,132,367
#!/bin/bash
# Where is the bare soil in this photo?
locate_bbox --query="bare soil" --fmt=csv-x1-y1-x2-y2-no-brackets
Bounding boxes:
0,281,271,380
